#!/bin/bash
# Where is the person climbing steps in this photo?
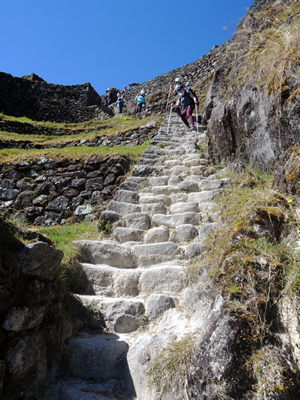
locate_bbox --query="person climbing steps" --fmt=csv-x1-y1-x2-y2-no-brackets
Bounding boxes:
171,84,198,130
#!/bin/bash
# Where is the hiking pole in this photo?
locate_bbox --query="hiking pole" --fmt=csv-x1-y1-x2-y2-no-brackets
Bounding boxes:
166,105,173,136
166,86,171,110
195,103,199,132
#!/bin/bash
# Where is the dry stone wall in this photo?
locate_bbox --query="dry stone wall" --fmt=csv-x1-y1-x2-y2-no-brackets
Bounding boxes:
122,40,233,113
0,72,111,123
0,155,131,225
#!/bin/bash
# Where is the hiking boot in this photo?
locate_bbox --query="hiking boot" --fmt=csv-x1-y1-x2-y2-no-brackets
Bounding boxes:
190,125,197,131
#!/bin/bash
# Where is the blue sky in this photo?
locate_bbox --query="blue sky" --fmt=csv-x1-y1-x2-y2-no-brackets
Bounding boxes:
1,0,253,96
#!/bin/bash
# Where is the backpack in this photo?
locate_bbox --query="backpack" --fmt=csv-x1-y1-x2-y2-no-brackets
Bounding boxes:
186,87,198,103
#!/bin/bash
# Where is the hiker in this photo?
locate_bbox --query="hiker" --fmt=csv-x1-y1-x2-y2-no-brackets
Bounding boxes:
171,84,198,130
122,85,127,93
105,89,112,108
116,95,124,114
169,77,185,96
135,89,146,113
169,77,186,116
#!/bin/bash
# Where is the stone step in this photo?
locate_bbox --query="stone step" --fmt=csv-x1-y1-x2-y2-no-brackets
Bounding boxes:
114,190,139,204
177,180,199,192
139,262,185,295
140,202,167,216
81,263,142,297
164,160,183,168
131,164,153,176
119,180,142,192
113,227,144,244
139,194,166,204
152,212,201,228
64,333,129,381
167,165,190,177
107,200,141,215
170,202,199,214
132,242,178,267
151,185,179,196
148,176,169,186
144,226,170,244
78,240,136,268
124,212,151,230
78,296,145,333
47,377,132,400
188,189,223,203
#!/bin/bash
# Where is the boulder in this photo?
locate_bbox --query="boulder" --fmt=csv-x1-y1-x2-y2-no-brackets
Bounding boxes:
18,242,63,280
145,294,175,321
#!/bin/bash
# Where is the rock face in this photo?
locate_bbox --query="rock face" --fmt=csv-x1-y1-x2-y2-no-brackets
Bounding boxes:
0,217,105,399
202,0,300,170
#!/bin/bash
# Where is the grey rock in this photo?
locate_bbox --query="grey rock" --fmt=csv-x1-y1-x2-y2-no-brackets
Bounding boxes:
74,205,93,215
125,213,151,230
199,178,230,191
170,202,199,214
188,189,223,203
66,334,129,381
114,227,144,243
139,194,166,204
148,176,169,186
177,180,199,192
18,242,63,280
132,164,152,176
144,227,169,244
175,224,197,242
33,194,48,206
145,294,175,321
24,206,43,219
79,240,135,268
48,196,69,211
107,200,141,215
199,222,218,242
168,175,183,185
152,185,179,196
2,306,46,331
132,242,178,267
0,188,19,201
184,242,205,259
113,269,142,297
7,334,46,379
139,264,184,294
4,169,21,179
152,212,201,228
170,192,188,204
141,203,167,216
114,190,139,204
99,210,121,223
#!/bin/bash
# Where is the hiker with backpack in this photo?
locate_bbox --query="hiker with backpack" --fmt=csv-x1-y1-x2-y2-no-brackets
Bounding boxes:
135,89,146,113
169,77,186,116
116,95,124,114
171,84,198,131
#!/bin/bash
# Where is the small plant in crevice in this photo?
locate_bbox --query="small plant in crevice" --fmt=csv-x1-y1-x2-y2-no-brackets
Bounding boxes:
98,220,112,235
147,333,195,399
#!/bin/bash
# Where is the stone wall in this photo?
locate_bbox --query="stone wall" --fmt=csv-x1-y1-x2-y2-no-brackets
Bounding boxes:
0,218,105,399
0,155,131,225
0,72,111,123
121,40,233,113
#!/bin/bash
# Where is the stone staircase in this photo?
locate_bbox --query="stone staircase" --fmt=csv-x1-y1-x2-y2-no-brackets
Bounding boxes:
44,115,230,399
